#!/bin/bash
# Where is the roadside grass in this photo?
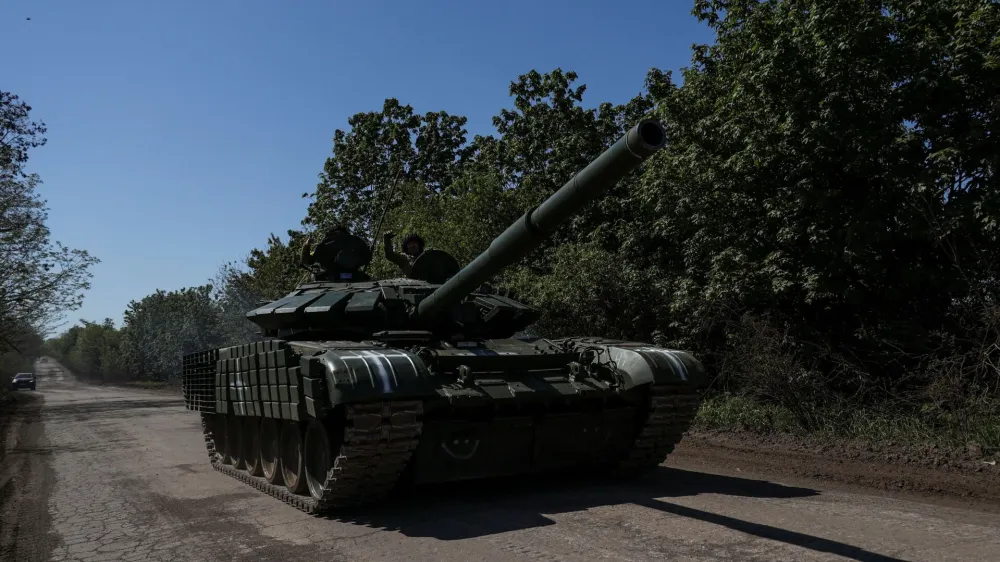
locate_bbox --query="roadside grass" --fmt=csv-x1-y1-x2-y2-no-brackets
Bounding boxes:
74,375,181,393
693,393,1000,457
122,380,177,390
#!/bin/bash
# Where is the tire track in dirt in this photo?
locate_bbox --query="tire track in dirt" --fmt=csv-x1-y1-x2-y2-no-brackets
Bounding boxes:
0,392,58,562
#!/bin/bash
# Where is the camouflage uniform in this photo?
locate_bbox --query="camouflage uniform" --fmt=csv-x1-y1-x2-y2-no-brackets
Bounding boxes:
300,240,315,268
383,232,424,277
301,225,348,272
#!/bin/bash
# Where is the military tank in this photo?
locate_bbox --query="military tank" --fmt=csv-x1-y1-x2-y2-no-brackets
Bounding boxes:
181,119,707,514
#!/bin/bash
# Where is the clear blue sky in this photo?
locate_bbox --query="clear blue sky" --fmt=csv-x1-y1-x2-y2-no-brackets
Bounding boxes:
3,0,713,332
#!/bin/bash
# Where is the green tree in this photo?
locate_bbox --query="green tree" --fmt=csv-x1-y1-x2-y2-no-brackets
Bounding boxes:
477,69,671,339
627,0,999,405
0,91,99,352
304,99,473,238
63,319,126,382
42,324,81,360
474,69,656,253
119,286,222,380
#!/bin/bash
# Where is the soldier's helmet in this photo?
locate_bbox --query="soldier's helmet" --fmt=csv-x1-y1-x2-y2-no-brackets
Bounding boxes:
324,224,348,239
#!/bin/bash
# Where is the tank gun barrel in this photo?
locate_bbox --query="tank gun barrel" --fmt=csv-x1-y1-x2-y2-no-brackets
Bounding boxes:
415,119,667,320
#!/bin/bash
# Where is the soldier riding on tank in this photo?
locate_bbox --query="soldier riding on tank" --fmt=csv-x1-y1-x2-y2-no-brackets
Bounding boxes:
300,224,349,280
383,231,425,277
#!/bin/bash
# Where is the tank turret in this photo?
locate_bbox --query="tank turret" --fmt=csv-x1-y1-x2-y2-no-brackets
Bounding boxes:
181,119,707,515
241,119,668,342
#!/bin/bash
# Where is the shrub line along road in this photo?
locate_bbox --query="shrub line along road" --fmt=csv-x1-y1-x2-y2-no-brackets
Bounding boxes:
1,360,999,562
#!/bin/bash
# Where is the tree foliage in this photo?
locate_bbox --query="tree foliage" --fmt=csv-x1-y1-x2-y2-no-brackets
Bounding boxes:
117,286,223,381
0,91,98,393
0,92,99,354
42,320,117,382
635,0,1000,407
305,99,474,237
46,2,1000,431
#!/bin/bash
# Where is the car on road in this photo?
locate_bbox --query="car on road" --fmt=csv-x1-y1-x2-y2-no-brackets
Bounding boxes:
10,372,36,391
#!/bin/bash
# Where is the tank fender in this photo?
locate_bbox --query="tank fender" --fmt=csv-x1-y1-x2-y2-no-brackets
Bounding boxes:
557,337,709,390
301,347,439,405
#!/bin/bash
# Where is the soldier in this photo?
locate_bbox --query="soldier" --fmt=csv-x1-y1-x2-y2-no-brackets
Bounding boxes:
300,224,348,270
383,231,425,277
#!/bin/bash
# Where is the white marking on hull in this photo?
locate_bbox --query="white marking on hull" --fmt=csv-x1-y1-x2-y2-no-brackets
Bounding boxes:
636,347,690,381
358,350,394,393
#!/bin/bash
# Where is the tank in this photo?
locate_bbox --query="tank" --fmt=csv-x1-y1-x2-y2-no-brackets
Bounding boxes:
181,119,708,513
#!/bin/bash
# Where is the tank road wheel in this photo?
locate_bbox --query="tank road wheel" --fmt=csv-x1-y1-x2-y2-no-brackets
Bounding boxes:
280,421,308,494
259,418,283,485
304,419,339,501
213,413,229,464
227,415,245,470
243,417,263,477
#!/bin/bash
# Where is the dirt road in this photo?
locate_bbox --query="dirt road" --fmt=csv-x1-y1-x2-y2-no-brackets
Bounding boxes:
3,363,1000,562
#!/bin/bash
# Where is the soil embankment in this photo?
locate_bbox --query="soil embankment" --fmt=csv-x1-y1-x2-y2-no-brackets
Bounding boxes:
670,429,1000,512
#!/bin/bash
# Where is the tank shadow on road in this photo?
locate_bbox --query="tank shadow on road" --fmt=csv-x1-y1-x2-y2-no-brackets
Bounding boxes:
324,467,910,562
634,497,910,562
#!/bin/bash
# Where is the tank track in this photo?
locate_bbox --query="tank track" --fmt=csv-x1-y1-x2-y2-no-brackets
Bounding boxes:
199,401,423,514
613,383,703,475
195,383,698,512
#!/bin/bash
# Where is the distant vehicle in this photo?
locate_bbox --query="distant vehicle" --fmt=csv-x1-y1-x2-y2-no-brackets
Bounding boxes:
10,372,36,391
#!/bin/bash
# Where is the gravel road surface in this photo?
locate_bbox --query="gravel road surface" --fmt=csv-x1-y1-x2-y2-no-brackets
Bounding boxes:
2,362,1000,562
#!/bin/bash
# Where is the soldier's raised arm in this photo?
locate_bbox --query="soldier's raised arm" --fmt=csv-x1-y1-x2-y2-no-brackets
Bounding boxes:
300,234,315,266
383,231,412,275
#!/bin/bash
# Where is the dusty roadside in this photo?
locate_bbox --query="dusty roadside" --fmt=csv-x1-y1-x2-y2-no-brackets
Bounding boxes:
0,391,57,561
670,428,1000,511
